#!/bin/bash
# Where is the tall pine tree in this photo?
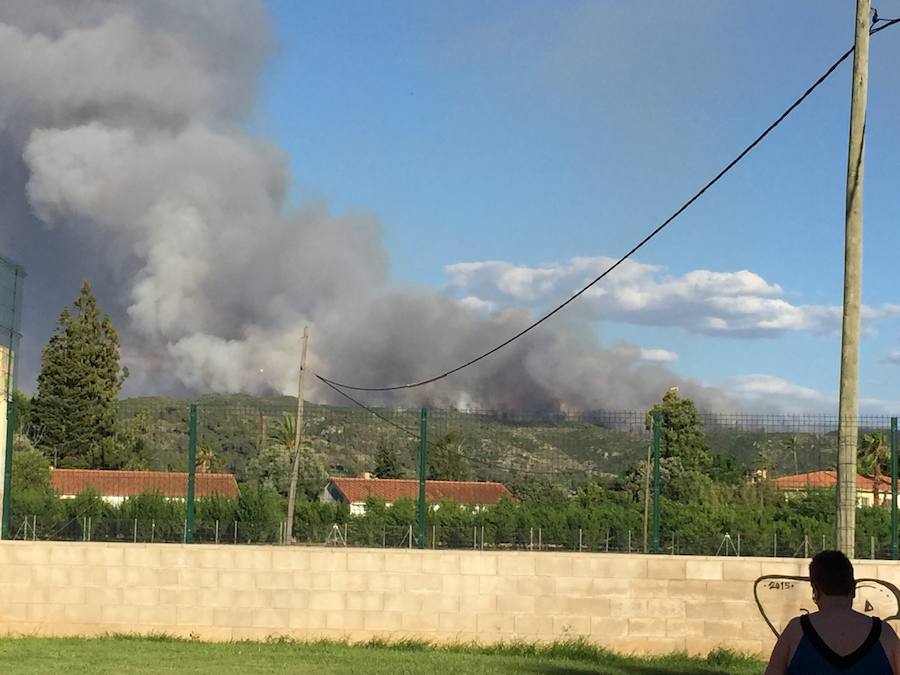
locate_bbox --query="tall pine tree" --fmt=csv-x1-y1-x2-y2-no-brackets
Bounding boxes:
31,281,128,468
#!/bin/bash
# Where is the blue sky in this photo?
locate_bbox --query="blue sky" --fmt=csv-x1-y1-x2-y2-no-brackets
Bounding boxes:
253,1,900,411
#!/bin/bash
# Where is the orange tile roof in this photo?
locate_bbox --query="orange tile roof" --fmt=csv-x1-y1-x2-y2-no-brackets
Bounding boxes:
50,469,239,499
329,477,513,505
772,470,892,492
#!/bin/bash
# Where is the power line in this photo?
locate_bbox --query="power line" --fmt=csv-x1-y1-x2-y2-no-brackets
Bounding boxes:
318,373,593,477
317,19,899,395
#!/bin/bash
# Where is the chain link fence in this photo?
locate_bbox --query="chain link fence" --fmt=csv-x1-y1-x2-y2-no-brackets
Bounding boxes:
3,395,899,558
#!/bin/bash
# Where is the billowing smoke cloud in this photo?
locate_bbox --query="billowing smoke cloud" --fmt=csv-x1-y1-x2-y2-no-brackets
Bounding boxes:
0,1,734,411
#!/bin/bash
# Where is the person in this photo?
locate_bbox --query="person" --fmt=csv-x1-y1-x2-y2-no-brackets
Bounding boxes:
765,550,900,674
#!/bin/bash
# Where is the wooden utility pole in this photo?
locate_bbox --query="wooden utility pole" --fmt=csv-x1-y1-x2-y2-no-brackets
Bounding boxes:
285,326,310,545
836,0,870,558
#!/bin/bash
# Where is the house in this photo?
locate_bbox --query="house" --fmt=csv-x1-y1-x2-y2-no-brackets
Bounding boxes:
321,476,513,515
50,468,239,505
772,470,892,507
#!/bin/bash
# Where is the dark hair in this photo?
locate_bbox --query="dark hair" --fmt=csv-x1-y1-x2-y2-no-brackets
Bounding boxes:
809,550,855,596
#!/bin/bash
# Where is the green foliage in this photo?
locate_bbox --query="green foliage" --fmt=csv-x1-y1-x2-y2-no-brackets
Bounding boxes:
236,483,283,543
427,432,471,481
30,281,128,468
646,389,711,472
372,439,403,478
11,388,31,436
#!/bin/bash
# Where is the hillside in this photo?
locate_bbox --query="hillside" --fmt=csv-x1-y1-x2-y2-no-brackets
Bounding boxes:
116,395,851,485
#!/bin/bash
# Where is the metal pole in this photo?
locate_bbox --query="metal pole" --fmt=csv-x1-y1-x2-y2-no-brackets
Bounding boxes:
892,417,898,560
286,326,310,545
836,0,871,558
652,412,661,554
417,408,428,550
0,399,14,540
186,403,197,544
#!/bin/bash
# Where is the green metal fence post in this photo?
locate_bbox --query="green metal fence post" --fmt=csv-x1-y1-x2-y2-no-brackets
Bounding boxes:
1,399,14,540
892,417,898,560
651,411,661,554
186,403,197,544
417,408,428,550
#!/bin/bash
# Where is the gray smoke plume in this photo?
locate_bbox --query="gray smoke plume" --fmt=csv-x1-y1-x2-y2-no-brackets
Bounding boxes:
0,1,733,411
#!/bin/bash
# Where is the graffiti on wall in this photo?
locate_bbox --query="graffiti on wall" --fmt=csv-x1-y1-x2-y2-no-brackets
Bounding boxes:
754,575,900,637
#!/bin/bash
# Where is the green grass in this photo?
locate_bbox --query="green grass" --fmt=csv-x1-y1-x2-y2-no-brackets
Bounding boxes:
0,635,765,674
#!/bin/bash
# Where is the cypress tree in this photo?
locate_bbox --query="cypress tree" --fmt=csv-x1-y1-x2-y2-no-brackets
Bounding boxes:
31,281,127,468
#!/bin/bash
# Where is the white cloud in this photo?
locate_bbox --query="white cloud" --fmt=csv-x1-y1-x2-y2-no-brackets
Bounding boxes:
882,350,900,366
446,257,900,338
727,374,900,415
638,348,678,363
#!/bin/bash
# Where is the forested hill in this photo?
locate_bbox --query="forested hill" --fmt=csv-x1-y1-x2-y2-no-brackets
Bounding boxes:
117,394,843,485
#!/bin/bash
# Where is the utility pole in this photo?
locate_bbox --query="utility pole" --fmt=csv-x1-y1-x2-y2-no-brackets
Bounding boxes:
285,326,310,545
836,0,870,558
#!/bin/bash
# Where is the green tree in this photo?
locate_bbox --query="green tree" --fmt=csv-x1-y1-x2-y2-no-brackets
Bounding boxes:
427,431,471,481
372,438,403,478
248,413,328,499
859,431,890,506
30,281,127,468
646,389,711,473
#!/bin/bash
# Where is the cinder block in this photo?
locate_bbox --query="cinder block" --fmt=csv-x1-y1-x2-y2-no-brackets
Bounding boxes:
684,637,766,657
49,546,86,566
383,593,422,613
459,554,497,576
520,575,554,596
666,579,710,600
685,560,723,581
514,614,554,636
0,564,33,586
307,591,345,612
231,548,273,571
255,571,293,590
404,573,443,593
271,590,310,611
122,587,159,606
63,603,103,624
363,573,404,593
438,611,477,633
459,594,496,613
218,571,256,591
497,554,535,576
346,593,383,612
178,568,218,589
421,592,458,613
572,556,647,580
2,542,51,565
478,574,518,596
603,637,685,655
535,556,573,578
401,611,439,632
347,551,385,573
309,551,346,572
0,604,28,622
124,546,161,568
31,566,68,587
590,616,628,639
137,605,177,626
476,613,515,634
68,566,107,587
553,615,591,637
100,604,137,626
271,548,309,571
422,552,460,575
327,609,365,630
384,552,422,574
159,588,196,606
684,599,750,620
555,576,594,595
609,598,647,616
442,574,482,596
251,608,291,629
722,560,763,581
646,599,685,618
496,594,535,614
666,618,705,638
107,566,159,588
44,586,86,605
176,606,215,627
627,617,667,638
213,608,254,628
364,611,403,631
646,558,686,580
711,580,754,601
26,603,65,623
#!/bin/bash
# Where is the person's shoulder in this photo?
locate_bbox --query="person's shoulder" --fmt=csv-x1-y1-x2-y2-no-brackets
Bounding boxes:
782,615,804,637
879,618,900,644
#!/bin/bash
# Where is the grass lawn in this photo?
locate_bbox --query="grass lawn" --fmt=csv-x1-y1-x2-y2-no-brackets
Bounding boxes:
0,635,765,674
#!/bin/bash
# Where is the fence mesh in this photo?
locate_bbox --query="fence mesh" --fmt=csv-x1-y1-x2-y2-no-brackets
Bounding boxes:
3,394,899,558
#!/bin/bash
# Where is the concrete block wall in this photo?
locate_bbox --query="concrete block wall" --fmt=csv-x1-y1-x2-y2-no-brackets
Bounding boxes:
1,541,897,655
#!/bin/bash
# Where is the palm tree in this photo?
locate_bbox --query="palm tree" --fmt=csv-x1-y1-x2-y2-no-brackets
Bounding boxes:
196,445,219,473
859,432,890,506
